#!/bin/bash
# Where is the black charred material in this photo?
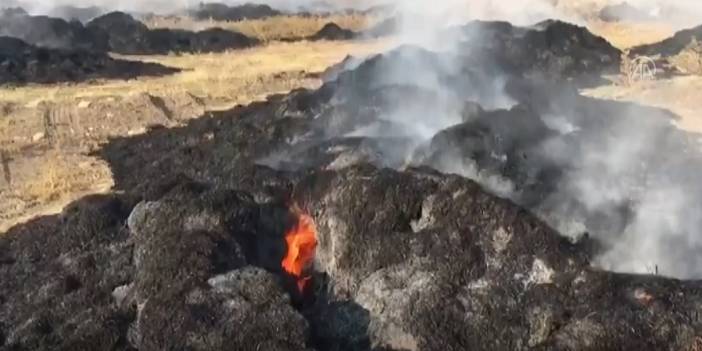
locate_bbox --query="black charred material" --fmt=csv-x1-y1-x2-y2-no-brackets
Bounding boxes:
0,10,259,55
632,24,702,57
86,12,259,55
0,10,108,51
0,36,179,85
3,18,702,351
459,20,622,86
2,166,701,350
294,165,702,350
190,3,281,21
0,149,11,186
307,23,357,41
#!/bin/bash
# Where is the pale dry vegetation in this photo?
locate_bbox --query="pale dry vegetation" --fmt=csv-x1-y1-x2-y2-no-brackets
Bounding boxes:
589,20,675,49
669,38,702,75
18,151,79,203
0,39,388,232
1,40,388,110
144,14,374,41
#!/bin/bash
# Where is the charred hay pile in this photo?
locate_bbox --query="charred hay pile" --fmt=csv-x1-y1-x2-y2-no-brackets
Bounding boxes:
0,36,179,85
628,24,702,75
307,22,357,41
2,19,702,351
0,10,259,56
189,2,281,21
632,23,702,58
0,8,108,51
86,12,260,55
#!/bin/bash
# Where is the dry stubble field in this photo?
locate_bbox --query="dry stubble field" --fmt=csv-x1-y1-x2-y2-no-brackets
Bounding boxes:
0,15,389,232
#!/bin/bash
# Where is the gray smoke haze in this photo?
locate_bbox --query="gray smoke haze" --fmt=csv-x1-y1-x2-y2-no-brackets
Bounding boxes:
5,0,702,279
332,0,702,280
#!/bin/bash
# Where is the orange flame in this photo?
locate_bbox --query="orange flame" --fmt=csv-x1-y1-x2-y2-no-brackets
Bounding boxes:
282,210,317,293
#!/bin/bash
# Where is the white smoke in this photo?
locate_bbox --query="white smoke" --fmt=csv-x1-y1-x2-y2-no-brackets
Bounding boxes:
6,0,702,279
337,0,702,280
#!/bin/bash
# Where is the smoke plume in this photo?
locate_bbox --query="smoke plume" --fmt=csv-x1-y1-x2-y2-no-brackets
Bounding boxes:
328,0,702,280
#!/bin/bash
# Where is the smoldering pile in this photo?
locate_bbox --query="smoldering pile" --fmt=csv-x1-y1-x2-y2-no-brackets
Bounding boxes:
0,36,179,84
0,7,107,51
3,17,702,351
0,9,259,55
0,9,259,84
189,2,282,21
631,23,702,57
85,12,259,55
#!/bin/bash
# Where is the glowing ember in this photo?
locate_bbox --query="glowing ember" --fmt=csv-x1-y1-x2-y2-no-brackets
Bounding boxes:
282,209,317,293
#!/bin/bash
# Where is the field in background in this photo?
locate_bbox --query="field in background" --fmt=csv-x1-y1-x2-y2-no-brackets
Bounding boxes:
1,40,387,109
0,39,389,232
144,14,374,41
588,20,675,49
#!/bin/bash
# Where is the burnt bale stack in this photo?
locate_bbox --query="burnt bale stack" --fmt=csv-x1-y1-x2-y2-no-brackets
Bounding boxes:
0,36,179,84
307,22,357,41
189,2,281,21
86,12,259,55
0,9,108,51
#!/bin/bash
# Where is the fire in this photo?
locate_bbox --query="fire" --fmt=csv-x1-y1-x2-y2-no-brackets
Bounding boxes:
281,209,317,293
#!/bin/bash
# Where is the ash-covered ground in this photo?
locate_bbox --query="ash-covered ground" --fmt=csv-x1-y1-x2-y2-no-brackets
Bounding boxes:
2,10,702,351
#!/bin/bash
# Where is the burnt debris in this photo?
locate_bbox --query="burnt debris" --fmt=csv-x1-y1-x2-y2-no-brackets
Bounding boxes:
0,36,179,85
632,23,702,57
2,17,702,351
86,11,260,55
0,9,108,51
0,10,259,55
307,22,358,41
189,2,282,21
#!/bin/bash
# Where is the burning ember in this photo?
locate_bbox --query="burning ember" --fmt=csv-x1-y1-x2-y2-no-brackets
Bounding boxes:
282,208,318,293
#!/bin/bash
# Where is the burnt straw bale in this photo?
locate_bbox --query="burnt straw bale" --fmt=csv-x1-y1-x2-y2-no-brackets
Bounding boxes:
0,36,179,85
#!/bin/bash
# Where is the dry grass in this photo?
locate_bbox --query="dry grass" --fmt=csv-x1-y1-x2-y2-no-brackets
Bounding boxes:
19,151,75,202
0,40,388,110
0,39,389,233
669,38,702,75
588,20,675,49
144,14,373,42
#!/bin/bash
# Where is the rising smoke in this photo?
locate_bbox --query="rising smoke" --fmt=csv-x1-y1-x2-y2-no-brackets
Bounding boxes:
4,0,702,278
333,0,702,279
